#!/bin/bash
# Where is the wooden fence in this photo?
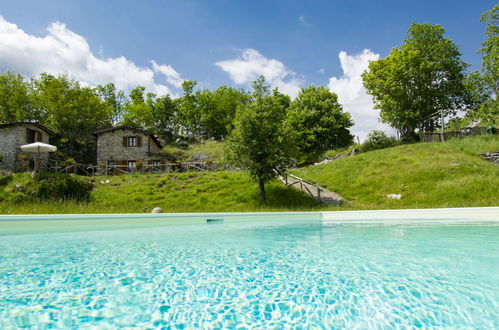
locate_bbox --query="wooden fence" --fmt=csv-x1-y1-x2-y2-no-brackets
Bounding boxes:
421,127,486,142
15,157,231,176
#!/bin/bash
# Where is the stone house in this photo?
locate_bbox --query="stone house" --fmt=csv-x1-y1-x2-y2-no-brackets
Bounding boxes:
93,126,174,173
0,122,55,172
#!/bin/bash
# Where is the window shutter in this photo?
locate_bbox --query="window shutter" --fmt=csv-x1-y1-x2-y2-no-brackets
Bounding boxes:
123,136,128,147
36,131,43,142
137,136,142,147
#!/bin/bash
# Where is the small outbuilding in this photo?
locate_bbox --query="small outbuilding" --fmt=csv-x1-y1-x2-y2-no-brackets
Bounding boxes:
93,126,174,174
0,122,55,172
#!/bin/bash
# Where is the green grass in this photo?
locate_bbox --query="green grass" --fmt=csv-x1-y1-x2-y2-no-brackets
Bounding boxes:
293,135,499,210
162,140,226,163
1,135,497,214
0,171,321,214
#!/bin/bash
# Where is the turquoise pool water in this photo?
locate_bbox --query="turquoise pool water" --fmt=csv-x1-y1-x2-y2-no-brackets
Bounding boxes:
1,212,498,328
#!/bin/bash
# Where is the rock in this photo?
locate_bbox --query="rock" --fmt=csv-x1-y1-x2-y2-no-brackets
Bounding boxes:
387,194,402,199
151,207,163,214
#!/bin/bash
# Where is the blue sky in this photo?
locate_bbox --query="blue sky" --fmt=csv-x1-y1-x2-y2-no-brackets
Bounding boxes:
0,0,495,138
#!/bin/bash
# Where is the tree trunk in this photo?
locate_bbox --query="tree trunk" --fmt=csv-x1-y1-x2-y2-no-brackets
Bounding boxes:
258,178,266,202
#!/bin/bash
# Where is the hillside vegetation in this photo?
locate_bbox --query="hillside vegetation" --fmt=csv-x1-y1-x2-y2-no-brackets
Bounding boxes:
0,172,320,214
0,136,497,214
293,135,499,209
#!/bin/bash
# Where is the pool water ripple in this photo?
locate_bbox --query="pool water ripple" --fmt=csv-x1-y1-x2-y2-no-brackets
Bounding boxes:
1,220,498,328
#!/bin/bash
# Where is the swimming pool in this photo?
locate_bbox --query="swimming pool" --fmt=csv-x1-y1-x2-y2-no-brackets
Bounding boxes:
1,208,498,328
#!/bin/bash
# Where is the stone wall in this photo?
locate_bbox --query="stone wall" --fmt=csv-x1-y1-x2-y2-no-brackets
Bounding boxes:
96,129,163,164
0,124,50,172
481,151,499,165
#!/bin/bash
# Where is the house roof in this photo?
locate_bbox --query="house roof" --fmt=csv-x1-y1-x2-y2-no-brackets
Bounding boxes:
93,126,164,148
0,121,56,136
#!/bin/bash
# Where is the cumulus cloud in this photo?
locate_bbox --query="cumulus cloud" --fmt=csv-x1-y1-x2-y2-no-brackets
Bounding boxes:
328,49,394,141
0,16,182,95
151,60,184,88
215,48,303,98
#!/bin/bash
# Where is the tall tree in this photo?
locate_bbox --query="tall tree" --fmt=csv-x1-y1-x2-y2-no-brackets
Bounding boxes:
198,86,249,140
96,83,127,125
34,73,111,142
285,86,354,162
225,77,293,202
177,80,202,137
362,23,469,141
479,4,498,93
474,5,499,124
0,71,42,123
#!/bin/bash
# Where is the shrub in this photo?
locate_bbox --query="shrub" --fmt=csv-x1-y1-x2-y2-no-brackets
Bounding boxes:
33,174,93,201
360,130,398,152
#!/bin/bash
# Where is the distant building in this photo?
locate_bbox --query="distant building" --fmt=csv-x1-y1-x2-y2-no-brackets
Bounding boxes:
93,126,174,174
0,122,55,172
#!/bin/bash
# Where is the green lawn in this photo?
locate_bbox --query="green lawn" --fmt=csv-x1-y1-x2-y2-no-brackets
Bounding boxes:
0,171,321,214
293,135,499,210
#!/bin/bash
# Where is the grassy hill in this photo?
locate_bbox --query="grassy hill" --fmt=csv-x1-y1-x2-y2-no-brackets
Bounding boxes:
0,171,321,214
293,135,499,209
0,135,497,214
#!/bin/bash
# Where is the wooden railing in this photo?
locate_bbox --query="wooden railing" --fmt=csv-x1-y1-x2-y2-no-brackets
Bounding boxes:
274,170,324,203
15,157,232,176
421,127,486,142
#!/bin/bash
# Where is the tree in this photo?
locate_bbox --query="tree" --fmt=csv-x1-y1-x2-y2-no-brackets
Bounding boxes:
285,86,354,162
34,73,111,163
96,83,127,125
479,4,498,93
225,77,293,202
34,73,111,142
177,80,202,137
198,86,249,140
0,71,42,123
362,23,469,141
474,5,499,124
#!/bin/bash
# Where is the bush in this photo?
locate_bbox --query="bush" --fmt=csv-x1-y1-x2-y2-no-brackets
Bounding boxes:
33,174,93,201
360,130,398,152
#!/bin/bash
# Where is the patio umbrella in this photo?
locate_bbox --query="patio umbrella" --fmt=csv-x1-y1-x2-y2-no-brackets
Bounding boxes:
20,142,57,172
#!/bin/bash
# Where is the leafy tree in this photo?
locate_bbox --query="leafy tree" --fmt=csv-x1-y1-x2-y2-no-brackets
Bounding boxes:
34,74,111,163
225,77,293,202
177,80,202,137
96,83,127,125
0,71,42,123
362,23,470,141
198,86,249,140
151,94,178,139
285,86,354,162
34,73,111,142
122,86,155,129
479,4,498,93
472,5,499,125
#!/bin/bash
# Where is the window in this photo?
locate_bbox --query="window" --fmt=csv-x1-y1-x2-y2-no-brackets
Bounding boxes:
128,136,137,147
127,161,137,172
153,160,161,171
27,128,42,143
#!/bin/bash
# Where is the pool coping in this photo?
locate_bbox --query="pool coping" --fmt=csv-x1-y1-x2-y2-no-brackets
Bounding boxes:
0,206,497,221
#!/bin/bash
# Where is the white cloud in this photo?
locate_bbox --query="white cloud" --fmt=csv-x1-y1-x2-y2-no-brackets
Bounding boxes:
0,16,182,95
215,48,303,98
328,49,394,141
151,60,184,88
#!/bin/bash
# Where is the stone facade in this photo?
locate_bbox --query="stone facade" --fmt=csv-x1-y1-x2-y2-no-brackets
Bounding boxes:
481,151,499,165
95,127,172,172
0,123,52,172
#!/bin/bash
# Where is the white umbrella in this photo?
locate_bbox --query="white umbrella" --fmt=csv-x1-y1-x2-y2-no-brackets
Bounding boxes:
20,142,57,172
